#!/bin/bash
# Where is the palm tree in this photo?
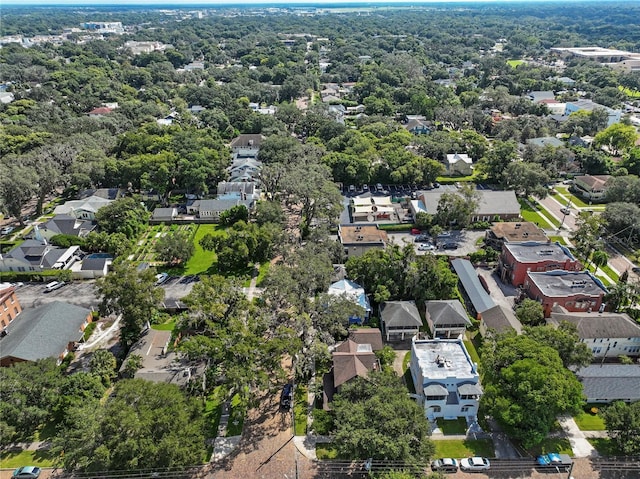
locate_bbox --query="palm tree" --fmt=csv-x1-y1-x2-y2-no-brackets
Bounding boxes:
591,250,609,273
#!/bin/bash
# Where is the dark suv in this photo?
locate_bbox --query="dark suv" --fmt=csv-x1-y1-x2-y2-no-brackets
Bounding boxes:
441,242,459,250
280,384,293,410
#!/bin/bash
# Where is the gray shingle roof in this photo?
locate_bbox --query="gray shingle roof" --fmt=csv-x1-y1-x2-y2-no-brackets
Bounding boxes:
380,301,422,328
577,365,640,402
481,305,523,334
451,259,496,314
1,301,91,362
40,214,94,237
418,190,520,216
548,311,640,339
425,300,471,326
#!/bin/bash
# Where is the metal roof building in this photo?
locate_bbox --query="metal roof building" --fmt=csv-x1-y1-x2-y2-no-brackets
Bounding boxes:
451,259,495,317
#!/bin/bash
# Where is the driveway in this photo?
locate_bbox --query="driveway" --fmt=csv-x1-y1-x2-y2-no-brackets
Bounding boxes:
14,280,100,310
475,267,518,309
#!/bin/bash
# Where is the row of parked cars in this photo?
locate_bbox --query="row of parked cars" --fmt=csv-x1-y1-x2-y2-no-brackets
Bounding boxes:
431,457,490,473
431,452,572,473
347,182,440,195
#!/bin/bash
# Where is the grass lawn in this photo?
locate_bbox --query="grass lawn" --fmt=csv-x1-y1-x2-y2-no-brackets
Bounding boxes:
316,443,340,459
549,235,568,246
83,321,97,341
527,438,573,456
434,439,494,458
204,386,225,439
588,438,623,456
436,171,482,184
255,261,270,286
0,449,55,468
151,320,176,331
402,352,417,394
533,201,562,228
227,393,246,437
507,59,525,68
403,351,411,371
294,384,308,436
574,410,606,431
519,199,554,229
437,418,468,435
463,339,481,365
182,224,224,275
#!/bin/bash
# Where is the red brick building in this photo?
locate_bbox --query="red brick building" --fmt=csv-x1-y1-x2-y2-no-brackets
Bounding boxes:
524,270,607,318
499,241,582,287
0,285,22,331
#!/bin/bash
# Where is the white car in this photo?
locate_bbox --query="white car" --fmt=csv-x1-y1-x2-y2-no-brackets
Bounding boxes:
460,457,490,472
155,273,169,286
418,243,436,251
560,207,571,215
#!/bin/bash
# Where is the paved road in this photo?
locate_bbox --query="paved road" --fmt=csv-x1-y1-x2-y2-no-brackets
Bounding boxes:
538,193,577,231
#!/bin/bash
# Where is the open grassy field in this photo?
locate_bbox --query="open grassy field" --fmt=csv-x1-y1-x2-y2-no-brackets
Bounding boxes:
182,224,224,275
507,59,525,68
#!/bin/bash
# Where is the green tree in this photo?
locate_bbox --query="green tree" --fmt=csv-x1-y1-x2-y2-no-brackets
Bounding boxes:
97,262,164,348
155,229,194,265
89,349,118,386
434,185,479,228
122,354,143,379
219,204,249,226
515,298,545,326
602,401,640,455
504,161,551,198
253,200,285,226
52,379,207,472
594,123,639,156
95,197,150,239
525,323,592,369
332,371,435,463
479,140,517,185
0,163,37,225
481,334,584,448
375,345,396,371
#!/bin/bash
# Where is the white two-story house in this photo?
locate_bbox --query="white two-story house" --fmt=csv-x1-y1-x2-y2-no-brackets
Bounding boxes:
410,338,482,422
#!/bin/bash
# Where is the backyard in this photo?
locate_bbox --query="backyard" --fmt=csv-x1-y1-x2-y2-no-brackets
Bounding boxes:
434,439,494,458
574,406,606,431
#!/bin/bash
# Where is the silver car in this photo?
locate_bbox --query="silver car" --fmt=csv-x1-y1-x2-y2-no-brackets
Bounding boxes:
431,458,459,473
460,457,490,472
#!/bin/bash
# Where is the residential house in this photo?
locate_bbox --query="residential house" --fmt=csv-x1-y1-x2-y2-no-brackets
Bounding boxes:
151,207,178,223
547,307,640,358
0,92,15,104
538,99,567,116
188,105,206,114
119,327,202,385
485,222,548,250
446,153,473,176
338,225,388,259
405,118,433,135
573,174,612,201
526,137,565,148
0,301,92,367
498,241,582,287
527,91,556,103
379,300,422,341
451,259,496,318
410,338,482,421
425,300,471,339
327,279,371,323
0,240,80,273
478,305,522,337
322,329,383,408
79,188,122,201
350,195,396,222
87,106,112,117
524,270,608,317
216,181,261,202
53,195,113,221
187,199,252,221
72,255,112,279
411,190,520,222
575,365,640,404
34,215,95,239
227,156,262,183
0,284,22,331
229,134,264,152
565,99,621,126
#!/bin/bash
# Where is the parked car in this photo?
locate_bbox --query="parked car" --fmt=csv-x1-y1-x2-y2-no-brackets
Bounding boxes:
348,185,356,193
441,242,459,250
418,243,436,251
460,457,490,472
431,458,459,473
280,383,293,410
1,226,15,236
362,184,369,191
12,466,41,479
155,273,169,286
437,231,452,238
44,281,65,293
536,452,573,471
632,267,640,274
560,207,571,215
376,183,383,192
562,179,573,185
414,234,431,242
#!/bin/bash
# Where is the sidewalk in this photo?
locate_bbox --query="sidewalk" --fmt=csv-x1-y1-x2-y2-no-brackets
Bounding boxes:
558,415,598,458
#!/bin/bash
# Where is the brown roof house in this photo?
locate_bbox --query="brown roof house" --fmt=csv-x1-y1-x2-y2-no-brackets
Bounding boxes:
478,305,522,337
323,329,383,408
573,174,612,201
338,225,388,259
485,222,548,250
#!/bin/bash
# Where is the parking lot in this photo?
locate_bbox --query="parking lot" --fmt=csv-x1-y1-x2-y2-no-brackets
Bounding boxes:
387,230,485,257
11,275,198,311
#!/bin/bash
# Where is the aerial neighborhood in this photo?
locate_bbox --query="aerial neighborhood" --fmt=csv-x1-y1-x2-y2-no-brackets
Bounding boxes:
1,3,640,479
